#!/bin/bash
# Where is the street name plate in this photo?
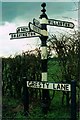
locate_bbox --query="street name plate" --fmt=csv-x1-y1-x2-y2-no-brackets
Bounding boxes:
27,81,71,91
16,26,30,33
29,22,48,36
48,19,74,29
9,31,41,39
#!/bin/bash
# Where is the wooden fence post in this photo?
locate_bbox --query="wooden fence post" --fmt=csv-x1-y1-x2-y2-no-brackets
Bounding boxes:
23,77,29,116
71,80,76,120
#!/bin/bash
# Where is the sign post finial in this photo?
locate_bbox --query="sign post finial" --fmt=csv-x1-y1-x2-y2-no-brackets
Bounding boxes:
41,2,46,13
40,2,48,19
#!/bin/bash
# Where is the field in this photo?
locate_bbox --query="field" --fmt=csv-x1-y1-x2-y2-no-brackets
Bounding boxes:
2,59,79,120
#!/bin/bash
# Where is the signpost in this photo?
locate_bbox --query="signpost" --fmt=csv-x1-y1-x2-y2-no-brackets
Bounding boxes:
9,2,76,120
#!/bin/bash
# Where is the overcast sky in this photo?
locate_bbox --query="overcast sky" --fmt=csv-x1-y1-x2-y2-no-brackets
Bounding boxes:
0,1,79,57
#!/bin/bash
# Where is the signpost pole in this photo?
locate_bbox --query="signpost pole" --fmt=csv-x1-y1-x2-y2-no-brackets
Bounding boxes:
71,80,76,120
39,3,50,114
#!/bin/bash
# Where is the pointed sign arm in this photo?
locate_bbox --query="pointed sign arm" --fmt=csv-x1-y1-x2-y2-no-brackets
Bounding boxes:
29,22,48,36
48,19,75,29
9,31,41,40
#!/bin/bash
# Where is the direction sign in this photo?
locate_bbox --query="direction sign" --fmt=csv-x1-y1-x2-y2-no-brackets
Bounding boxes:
29,22,48,36
27,81,71,91
9,31,41,39
33,18,41,28
16,26,30,33
48,19,74,29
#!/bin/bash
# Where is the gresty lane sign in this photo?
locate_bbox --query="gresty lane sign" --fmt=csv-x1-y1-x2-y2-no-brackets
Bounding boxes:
48,19,74,29
27,81,71,91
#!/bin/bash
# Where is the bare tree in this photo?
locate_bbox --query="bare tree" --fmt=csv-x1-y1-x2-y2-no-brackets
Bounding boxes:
47,30,80,105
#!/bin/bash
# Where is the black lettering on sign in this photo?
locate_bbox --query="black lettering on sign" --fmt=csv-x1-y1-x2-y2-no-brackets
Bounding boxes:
57,84,60,90
39,82,41,88
58,21,62,26
32,81,34,86
17,28,20,33
66,84,69,91
11,34,13,38
34,82,37,88
21,28,24,32
46,83,49,88
42,82,45,88
61,84,66,91
14,34,16,38
27,81,30,86
53,84,56,90
28,81,34,87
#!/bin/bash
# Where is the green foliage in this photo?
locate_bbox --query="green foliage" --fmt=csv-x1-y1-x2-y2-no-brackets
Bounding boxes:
2,93,71,120
2,50,41,98
48,31,79,84
48,59,62,82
